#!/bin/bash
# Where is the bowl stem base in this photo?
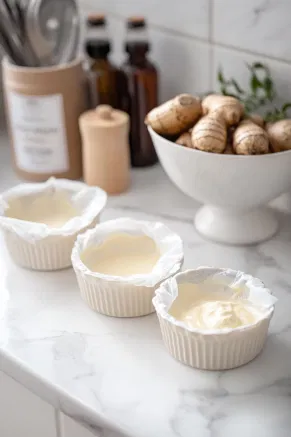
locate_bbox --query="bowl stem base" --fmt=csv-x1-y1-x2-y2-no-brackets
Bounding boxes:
195,205,278,245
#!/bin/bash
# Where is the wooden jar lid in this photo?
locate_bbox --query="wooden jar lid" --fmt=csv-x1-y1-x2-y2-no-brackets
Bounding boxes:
80,104,129,129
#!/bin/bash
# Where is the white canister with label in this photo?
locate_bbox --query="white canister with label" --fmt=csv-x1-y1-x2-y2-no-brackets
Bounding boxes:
2,58,85,181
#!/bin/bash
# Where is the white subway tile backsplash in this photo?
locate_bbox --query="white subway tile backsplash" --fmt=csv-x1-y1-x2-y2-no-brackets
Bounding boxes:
212,46,291,108
109,24,211,101
80,0,108,15
79,7,211,102
81,0,210,40
79,0,291,108
150,30,211,101
213,0,291,62
1,0,291,118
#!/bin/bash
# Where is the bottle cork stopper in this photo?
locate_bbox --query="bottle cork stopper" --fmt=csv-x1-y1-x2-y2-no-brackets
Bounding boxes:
96,105,113,120
87,14,106,26
127,16,145,24
127,16,146,28
88,13,106,21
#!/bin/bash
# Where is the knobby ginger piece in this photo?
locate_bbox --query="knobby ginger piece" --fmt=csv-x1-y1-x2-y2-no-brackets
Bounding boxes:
266,119,291,152
202,94,244,126
176,131,193,148
224,143,235,154
247,113,265,128
233,120,269,155
191,114,227,153
145,94,202,136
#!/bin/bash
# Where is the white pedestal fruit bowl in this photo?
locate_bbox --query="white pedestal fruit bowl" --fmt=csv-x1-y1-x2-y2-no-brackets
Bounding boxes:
149,127,291,245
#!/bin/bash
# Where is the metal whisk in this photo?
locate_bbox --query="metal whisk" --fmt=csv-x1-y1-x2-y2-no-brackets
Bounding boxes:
0,0,80,67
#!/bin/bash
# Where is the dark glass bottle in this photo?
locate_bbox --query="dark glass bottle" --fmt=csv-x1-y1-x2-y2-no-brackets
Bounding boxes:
121,17,158,167
85,15,122,109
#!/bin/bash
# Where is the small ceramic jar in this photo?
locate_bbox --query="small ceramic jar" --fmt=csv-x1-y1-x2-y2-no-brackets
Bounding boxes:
79,105,130,195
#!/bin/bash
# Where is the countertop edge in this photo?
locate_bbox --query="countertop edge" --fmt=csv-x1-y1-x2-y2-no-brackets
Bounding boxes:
0,347,132,437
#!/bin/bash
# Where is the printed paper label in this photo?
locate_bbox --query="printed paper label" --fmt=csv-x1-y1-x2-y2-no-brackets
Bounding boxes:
7,92,69,174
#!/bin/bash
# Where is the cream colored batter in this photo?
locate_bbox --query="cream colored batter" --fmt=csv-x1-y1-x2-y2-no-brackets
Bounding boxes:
169,283,261,330
81,233,160,276
5,192,79,228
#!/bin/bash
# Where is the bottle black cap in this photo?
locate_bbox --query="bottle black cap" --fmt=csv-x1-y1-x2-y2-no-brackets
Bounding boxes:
125,41,150,54
87,14,106,27
85,40,111,59
127,16,146,29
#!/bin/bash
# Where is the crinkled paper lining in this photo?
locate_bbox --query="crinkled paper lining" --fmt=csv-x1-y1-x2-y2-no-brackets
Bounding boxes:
71,217,184,287
0,178,107,241
153,267,277,334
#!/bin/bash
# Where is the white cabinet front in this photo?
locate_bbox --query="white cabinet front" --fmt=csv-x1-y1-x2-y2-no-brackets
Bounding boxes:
0,371,58,437
60,413,98,437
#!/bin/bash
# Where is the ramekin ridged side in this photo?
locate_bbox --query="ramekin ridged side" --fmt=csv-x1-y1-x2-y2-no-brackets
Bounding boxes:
4,216,100,271
157,314,272,370
74,267,156,317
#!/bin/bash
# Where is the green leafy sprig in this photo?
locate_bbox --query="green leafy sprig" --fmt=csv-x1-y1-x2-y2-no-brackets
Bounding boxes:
217,62,291,122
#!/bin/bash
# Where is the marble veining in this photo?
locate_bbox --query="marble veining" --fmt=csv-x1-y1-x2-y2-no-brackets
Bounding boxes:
0,134,291,437
213,0,291,62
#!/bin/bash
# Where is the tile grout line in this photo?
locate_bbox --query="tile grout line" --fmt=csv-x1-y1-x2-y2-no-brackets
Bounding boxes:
208,0,214,91
213,40,291,66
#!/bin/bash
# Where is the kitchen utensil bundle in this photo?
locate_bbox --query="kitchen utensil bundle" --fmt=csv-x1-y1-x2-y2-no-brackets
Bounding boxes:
0,0,80,66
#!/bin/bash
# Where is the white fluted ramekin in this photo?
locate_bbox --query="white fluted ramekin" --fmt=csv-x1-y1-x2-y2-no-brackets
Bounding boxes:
72,218,184,317
153,267,276,370
3,218,101,271
0,179,107,271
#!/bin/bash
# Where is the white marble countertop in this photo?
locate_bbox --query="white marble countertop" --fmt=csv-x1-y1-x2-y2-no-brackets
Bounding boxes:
0,132,291,437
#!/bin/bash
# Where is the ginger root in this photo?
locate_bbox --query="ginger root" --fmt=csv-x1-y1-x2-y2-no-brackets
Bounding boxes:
202,94,244,126
191,114,227,153
233,120,269,155
247,113,265,128
145,94,202,136
266,119,291,152
176,131,192,148
224,143,235,154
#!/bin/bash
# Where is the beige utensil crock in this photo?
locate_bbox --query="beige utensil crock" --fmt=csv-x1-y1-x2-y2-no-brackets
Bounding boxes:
2,57,85,182
79,104,130,195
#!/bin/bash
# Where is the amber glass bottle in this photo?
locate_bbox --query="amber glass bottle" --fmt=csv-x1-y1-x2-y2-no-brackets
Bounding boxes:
85,15,122,109
121,17,158,167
